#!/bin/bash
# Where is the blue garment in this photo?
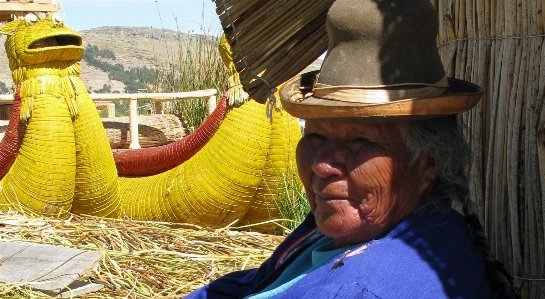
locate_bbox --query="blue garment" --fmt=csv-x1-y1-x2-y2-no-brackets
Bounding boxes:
185,207,491,299
246,236,354,298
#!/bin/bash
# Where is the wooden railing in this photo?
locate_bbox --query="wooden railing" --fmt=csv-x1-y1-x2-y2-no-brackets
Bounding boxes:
0,89,218,149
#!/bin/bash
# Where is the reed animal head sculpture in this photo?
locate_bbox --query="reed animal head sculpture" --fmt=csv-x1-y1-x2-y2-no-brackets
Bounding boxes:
0,15,302,233
0,13,83,122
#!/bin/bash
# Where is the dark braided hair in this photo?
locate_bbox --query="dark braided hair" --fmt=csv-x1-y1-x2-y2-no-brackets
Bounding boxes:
399,115,517,299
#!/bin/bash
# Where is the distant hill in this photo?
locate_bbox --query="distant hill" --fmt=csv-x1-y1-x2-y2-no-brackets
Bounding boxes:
0,26,208,93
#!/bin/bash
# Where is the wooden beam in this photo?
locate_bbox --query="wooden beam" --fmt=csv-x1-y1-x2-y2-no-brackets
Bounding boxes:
0,2,61,13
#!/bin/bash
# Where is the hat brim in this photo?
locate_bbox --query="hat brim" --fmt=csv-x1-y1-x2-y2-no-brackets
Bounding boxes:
279,70,483,120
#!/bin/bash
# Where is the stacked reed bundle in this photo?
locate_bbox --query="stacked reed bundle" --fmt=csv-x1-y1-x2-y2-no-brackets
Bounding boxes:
102,114,190,149
430,0,545,297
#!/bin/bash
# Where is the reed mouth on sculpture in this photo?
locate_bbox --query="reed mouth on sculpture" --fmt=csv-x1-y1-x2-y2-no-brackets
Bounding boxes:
29,35,81,49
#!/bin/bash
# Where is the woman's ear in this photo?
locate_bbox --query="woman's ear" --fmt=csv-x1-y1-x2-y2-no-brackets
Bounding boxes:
417,150,439,194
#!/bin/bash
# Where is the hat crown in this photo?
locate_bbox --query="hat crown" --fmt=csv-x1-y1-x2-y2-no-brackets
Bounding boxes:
319,0,445,87
278,0,483,120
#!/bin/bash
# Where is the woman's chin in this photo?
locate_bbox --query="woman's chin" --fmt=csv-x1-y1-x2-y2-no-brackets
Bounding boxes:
314,213,345,236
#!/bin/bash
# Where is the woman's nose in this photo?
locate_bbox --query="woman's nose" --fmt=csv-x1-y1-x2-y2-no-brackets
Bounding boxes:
311,143,347,179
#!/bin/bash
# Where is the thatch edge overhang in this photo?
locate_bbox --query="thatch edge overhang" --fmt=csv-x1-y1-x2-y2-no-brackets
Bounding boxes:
213,0,334,103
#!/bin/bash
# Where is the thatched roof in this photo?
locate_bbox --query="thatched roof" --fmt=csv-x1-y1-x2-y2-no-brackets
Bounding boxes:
212,0,334,103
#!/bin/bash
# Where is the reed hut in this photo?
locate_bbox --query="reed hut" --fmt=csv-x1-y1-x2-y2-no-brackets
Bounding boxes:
213,0,545,297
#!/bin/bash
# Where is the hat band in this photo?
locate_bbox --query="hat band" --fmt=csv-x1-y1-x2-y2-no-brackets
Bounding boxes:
311,76,449,104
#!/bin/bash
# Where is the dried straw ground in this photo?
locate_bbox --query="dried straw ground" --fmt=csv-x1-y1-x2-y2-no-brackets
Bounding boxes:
0,210,285,298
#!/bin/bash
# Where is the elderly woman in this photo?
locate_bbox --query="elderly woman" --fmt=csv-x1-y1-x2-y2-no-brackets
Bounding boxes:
186,0,516,298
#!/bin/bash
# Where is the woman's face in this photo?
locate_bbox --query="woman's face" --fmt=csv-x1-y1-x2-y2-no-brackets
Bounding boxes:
296,120,437,248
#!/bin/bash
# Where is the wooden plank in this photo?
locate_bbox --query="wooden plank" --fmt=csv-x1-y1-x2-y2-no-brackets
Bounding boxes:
0,241,103,295
57,281,104,298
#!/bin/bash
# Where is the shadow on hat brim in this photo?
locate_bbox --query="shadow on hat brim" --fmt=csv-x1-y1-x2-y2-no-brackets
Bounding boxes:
279,70,483,121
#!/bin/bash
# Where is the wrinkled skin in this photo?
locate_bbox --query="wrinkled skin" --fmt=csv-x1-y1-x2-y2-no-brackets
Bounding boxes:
296,120,438,248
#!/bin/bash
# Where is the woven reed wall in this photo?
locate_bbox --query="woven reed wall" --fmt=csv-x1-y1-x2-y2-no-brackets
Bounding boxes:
430,0,545,297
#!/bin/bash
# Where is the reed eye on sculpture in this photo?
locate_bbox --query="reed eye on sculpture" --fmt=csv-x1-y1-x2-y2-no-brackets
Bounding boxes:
52,13,63,24
24,13,38,25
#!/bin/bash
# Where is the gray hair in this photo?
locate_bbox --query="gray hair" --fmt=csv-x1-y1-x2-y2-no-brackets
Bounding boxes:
399,115,516,299
399,115,471,208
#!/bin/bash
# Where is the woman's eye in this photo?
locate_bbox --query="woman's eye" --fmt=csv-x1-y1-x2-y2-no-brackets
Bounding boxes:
305,133,326,140
305,132,323,138
348,138,371,151
303,133,326,145
350,137,369,144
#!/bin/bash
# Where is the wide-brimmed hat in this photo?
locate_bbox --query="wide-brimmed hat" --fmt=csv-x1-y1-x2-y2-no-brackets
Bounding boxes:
279,0,482,120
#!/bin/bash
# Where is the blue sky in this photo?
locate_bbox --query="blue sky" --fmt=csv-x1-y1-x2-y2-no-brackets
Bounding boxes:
59,0,222,34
